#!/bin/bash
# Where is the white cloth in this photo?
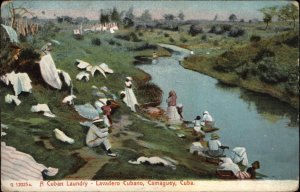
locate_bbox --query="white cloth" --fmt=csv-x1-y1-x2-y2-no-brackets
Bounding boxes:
99,63,114,73
53,129,74,144
192,120,201,127
103,115,111,127
193,126,205,135
76,59,91,69
57,69,71,86
39,54,62,89
124,82,138,112
76,71,90,81
230,147,249,166
5,94,21,106
218,161,241,176
1,75,10,85
167,106,181,124
6,71,32,96
90,66,106,78
1,24,19,43
31,104,56,118
208,139,221,151
75,103,99,120
190,142,206,155
109,28,115,33
62,95,76,105
86,125,111,150
128,156,175,169
1,142,58,180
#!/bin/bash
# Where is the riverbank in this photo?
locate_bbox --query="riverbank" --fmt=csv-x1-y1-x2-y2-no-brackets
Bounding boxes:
181,31,299,109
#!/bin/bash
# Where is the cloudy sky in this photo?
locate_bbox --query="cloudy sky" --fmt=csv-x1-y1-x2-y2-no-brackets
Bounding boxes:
1,0,293,21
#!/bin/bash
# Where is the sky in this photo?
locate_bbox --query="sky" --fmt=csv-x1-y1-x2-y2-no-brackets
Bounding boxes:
1,0,294,21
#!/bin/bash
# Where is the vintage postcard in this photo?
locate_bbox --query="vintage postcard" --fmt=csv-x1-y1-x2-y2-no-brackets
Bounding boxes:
1,0,299,191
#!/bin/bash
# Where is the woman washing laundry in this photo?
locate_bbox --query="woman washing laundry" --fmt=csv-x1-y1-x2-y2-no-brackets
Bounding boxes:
201,111,214,126
166,90,182,124
124,77,138,112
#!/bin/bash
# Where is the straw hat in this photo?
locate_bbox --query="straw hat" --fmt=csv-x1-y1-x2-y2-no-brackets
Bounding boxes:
210,133,220,140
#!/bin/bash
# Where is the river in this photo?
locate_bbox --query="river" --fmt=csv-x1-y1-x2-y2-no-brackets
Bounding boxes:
138,44,299,180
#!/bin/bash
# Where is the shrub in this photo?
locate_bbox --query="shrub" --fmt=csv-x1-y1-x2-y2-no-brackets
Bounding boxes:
228,27,245,37
250,35,261,42
209,25,225,34
180,36,188,43
138,32,143,36
189,24,203,36
213,40,219,46
201,34,207,41
164,33,170,37
169,37,175,43
252,49,275,63
91,38,101,46
73,34,84,40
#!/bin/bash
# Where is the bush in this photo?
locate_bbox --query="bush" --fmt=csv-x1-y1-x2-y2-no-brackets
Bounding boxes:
252,49,275,63
213,40,219,46
91,38,101,46
189,24,203,36
169,37,175,43
228,27,245,37
250,35,261,42
209,25,225,34
115,32,141,42
73,34,84,40
164,33,170,37
201,34,207,41
138,32,143,36
180,36,188,43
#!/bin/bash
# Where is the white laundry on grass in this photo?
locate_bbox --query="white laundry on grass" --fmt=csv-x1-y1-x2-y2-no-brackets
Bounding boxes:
5,94,21,106
5,71,32,96
53,129,74,144
1,142,58,180
128,156,176,170
74,103,100,120
99,63,114,74
1,124,9,137
76,71,90,81
1,24,19,43
57,69,72,86
62,95,76,105
90,65,106,78
31,104,56,118
39,54,62,89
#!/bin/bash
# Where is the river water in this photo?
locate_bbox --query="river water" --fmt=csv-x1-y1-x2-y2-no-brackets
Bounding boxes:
138,44,299,180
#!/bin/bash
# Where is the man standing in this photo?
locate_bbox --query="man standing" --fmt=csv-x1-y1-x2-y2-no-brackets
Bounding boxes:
86,119,117,157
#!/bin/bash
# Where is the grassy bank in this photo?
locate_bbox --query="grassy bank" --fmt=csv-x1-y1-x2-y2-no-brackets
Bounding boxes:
182,31,299,108
1,22,221,179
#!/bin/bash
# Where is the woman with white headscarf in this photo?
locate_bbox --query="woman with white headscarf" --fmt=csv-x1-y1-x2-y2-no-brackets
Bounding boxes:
201,110,214,126
124,77,138,112
166,90,181,124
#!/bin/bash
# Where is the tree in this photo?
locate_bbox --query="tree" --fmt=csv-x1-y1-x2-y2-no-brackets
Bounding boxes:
111,6,120,22
164,14,175,21
123,7,135,28
213,14,218,21
228,14,237,22
100,9,110,24
278,3,299,29
178,11,185,21
259,6,277,30
140,9,152,22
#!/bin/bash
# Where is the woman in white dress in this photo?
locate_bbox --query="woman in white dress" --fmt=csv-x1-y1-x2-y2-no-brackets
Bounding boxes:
166,90,181,124
124,77,138,112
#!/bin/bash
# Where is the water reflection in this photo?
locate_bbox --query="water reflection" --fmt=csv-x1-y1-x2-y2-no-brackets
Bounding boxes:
215,82,299,127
